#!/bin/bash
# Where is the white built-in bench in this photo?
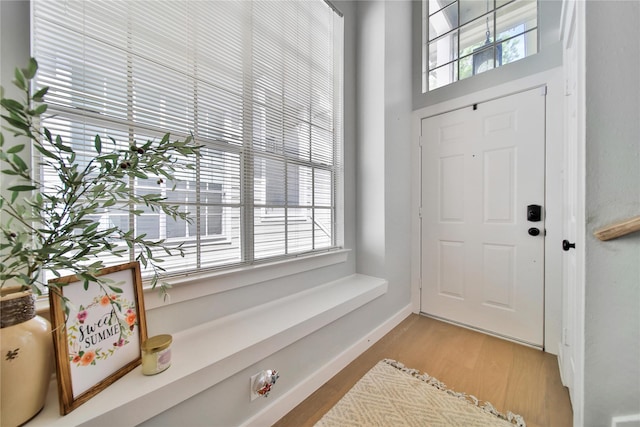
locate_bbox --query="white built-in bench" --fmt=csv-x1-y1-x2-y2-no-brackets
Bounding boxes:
28,274,388,426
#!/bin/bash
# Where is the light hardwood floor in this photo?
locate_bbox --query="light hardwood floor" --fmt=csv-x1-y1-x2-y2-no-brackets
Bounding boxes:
274,314,573,427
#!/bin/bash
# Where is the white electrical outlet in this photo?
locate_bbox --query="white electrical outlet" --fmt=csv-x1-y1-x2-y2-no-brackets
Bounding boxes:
250,369,279,401
250,372,262,401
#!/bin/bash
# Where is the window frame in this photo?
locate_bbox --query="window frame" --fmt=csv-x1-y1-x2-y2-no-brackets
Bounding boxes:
31,0,345,284
423,0,539,92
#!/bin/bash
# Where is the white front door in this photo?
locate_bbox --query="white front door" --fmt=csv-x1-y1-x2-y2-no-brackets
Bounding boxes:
420,88,546,347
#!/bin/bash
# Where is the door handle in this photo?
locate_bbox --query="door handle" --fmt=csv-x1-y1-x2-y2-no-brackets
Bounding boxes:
528,227,540,236
562,240,576,251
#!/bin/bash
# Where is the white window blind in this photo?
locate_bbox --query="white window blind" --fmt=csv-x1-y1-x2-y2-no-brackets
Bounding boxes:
32,0,344,278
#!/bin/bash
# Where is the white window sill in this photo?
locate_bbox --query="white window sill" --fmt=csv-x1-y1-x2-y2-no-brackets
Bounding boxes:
27,273,387,427
35,249,350,315
142,249,351,310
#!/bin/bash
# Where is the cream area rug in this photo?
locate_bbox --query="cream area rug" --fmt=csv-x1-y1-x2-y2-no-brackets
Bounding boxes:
314,359,526,427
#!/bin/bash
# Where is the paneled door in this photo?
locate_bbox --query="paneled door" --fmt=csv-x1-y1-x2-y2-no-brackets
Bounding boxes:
420,88,546,347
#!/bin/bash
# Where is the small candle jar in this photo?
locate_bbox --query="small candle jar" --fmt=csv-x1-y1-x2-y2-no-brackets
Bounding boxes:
141,334,172,375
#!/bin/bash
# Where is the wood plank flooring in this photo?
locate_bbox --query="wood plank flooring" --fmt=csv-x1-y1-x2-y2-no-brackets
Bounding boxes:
274,314,573,427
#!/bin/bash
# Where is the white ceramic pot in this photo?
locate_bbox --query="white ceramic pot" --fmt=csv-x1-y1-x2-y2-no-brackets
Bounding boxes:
0,290,53,427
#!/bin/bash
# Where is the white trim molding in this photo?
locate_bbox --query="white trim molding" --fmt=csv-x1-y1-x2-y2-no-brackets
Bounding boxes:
240,304,413,427
612,414,640,427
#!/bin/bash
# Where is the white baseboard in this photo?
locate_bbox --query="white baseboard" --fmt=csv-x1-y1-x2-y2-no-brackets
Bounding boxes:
240,304,413,427
612,414,640,427
556,342,567,386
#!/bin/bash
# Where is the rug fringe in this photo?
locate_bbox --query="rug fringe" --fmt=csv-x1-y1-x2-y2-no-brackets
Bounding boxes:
382,359,526,427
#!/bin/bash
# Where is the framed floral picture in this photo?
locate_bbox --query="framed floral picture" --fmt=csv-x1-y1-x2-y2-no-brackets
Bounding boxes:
48,261,148,415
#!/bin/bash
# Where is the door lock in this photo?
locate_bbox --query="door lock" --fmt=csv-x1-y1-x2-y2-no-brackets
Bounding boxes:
527,204,542,222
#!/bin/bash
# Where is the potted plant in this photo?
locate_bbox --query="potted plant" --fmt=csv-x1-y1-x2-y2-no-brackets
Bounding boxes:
0,58,201,426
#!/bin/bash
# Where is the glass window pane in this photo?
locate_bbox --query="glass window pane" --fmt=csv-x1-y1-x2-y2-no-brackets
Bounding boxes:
289,165,313,206
311,126,333,165
496,0,537,42
313,208,333,248
496,0,516,9
288,208,313,253
429,61,458,90
314,169,332,207
254,208,286,259
428,31,458,70
472,46,496,74
254,157,285,206
459,15,494,57
498,29,538,65
200,207,242,268
284,118,310,161
459,55,474,80
429,3,458,41
460,0,490,25
429,0,456,15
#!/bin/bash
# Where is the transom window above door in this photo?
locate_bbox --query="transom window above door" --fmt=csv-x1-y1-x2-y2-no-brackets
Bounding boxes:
422,0,538,91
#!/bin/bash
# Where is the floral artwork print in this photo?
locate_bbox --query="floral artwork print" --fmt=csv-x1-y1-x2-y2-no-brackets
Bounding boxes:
66,293,137,367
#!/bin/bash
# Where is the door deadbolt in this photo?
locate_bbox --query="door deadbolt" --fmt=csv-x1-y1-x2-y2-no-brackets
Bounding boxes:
527,204,542,222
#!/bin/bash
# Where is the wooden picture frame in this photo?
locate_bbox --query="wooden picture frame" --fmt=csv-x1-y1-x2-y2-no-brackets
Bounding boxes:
48,261,148,415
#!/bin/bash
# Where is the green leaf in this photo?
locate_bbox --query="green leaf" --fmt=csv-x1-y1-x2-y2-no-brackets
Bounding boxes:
23,58,38,79
108,285,123,294
85,223,99,234
55,135,73,153
32,86,49,102
44,128,53,142
6,144,25,154
13,68,26,90
32,104,48,115
7,185,36,192
10,154,28,171
33,143,58,160
2,116,29,132
1,99,24,112
133,171,148,179
94,135,102,154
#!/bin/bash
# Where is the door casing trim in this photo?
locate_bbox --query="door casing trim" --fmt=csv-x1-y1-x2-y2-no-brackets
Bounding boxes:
410,68,564,355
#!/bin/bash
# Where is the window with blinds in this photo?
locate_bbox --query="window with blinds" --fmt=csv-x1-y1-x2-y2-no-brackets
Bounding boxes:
32,0,344,278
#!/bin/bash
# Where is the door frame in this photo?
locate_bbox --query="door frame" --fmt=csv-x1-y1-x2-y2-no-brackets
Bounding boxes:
558,0,586,424
410,68,565,355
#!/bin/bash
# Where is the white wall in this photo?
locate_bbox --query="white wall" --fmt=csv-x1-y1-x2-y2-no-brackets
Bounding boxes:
583,1,640,425
0,1,30,205
356,0,413,306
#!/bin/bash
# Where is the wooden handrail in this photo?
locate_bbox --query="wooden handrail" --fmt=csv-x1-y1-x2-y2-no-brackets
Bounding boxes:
594,215,640,241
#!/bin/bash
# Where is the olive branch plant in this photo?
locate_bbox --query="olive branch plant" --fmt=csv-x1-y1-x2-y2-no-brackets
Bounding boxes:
0,58,202,323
